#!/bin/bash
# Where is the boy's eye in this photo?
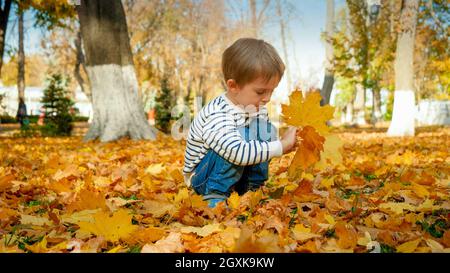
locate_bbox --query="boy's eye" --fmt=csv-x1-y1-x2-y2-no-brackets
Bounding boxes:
256,90,265,95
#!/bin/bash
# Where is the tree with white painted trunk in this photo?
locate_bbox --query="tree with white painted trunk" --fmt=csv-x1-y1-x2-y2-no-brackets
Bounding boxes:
76,0,157,142
387,0,419,137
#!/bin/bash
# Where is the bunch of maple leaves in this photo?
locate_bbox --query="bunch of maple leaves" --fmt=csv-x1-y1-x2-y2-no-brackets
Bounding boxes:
0,90,449,253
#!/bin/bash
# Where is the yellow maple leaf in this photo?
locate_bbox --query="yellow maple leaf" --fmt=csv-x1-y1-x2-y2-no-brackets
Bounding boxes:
410,182,430,199
107,245,125,253
228,192,240,209
397,238,421,253
320,176,335,189
174,188,189,204
27,237,49,253
324,214,336,225
77,209,137,242
189,194,209,208
281,90,335,135
379,202,416,215
292,224,321,242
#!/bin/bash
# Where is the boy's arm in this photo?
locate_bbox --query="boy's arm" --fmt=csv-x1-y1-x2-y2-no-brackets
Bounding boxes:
202,113,283,166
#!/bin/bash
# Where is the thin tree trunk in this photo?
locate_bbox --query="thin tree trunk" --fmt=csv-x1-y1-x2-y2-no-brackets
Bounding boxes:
17,7,25,101
353,83,366,125
249,0,258,37
321,0,335,105
371,85,382,124
345,101,354,125
248,0,270,38
0,0,12,78
76,0,157,142
198,74,206,106
74,29,91,102
184,76,192,106
387,0,419,137
276,0,291,92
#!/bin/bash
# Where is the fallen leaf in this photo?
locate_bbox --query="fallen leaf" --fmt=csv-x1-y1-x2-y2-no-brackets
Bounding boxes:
20,214,52,226
292,224,321,242
396,238,421,253
179,223,222,237
335,222,358,249
77,209,137,242
145,163,165,176
227,192,240,210
141,232,184,253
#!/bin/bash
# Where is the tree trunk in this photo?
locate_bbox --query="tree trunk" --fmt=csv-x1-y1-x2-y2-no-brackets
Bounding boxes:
371,86,382,124
320,0,335,105
353,84,366,125
17,7,25,101
76,0,157,142
345,101,354,124
184,76,192,106
276,0,291,92
198,74,206,106
344,92,356,124
387,0,419,137
74,29,91,102
248,0,270,38
0,0,12,78
249,0,258,37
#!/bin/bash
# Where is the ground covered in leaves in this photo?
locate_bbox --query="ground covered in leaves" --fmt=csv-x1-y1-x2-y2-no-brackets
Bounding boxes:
0,127,449,253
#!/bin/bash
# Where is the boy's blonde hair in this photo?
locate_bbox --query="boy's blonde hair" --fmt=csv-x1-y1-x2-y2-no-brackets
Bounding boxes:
222,38,285,86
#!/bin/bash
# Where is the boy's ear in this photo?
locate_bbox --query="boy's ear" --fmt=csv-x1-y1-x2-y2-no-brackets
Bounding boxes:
226,79,240,93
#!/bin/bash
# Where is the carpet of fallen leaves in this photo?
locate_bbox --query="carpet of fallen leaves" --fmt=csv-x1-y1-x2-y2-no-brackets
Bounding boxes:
0,126,449,253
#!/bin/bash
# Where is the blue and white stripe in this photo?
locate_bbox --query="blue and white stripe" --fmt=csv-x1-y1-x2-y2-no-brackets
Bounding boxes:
183,93,283,186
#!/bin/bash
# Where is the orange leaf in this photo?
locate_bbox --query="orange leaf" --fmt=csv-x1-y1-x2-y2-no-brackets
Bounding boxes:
443,230,450,248
292,179,320,202
0,174,14,192
335,222,358,249
66,189,108,213
125,227,167,245
296,240,319,253
288,126,325,179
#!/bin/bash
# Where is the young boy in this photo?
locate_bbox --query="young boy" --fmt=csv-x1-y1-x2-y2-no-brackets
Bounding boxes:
183,38,298,208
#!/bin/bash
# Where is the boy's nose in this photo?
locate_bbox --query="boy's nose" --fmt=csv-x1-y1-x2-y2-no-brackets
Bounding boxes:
261,97,270,104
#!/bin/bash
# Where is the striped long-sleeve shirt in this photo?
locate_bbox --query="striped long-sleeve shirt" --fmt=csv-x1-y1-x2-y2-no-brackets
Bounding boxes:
183,92,283,186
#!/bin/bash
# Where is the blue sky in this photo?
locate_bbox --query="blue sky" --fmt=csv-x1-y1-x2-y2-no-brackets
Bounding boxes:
3,0,346,102
262,0,346,102
4,6,43,62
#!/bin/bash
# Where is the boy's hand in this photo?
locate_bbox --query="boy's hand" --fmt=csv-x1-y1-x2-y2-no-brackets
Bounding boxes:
280,126,301,154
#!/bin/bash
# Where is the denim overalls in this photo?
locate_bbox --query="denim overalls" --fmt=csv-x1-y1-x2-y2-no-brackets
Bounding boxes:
190,117,278,207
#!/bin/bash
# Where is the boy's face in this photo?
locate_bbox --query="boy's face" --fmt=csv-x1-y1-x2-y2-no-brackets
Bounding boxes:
227,76,280,111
